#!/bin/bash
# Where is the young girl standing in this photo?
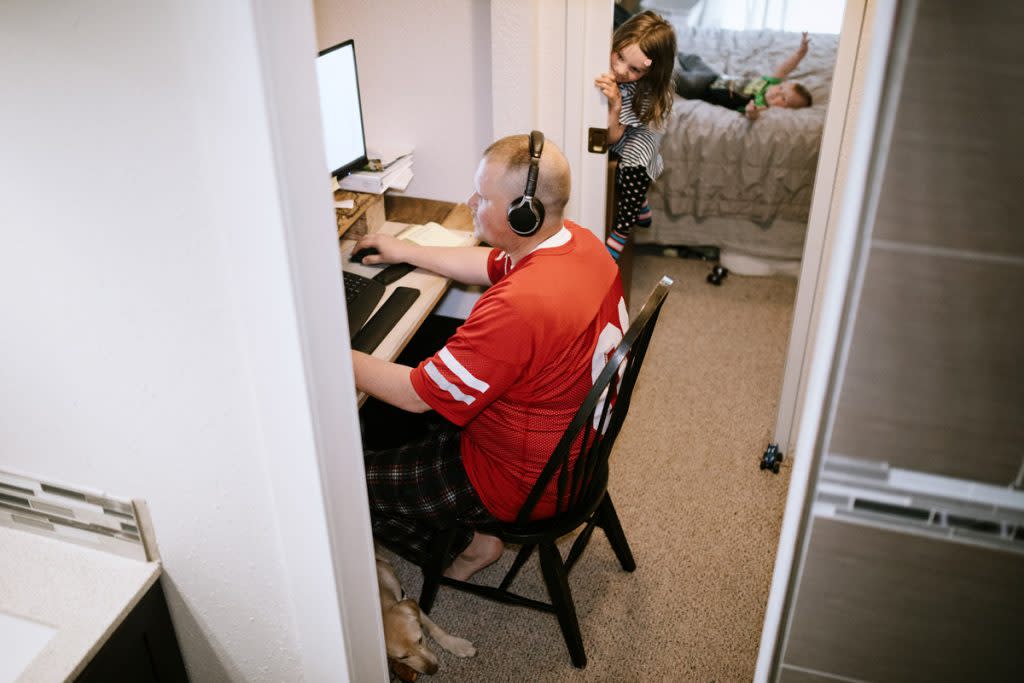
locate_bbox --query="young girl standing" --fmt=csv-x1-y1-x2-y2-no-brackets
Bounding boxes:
595,10,677,261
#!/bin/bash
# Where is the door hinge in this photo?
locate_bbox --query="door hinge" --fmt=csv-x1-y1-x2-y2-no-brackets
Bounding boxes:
588,127,608,154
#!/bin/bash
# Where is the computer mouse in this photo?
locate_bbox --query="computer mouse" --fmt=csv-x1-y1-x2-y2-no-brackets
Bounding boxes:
350,246,380,263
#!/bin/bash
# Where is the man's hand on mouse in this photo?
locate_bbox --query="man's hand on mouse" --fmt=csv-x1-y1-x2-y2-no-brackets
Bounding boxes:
351,233,406,265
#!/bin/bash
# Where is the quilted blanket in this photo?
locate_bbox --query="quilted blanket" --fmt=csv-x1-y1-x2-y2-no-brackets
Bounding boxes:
652,27,839,227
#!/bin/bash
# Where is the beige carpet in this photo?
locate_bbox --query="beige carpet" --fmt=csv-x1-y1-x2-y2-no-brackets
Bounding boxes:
388,251,797,681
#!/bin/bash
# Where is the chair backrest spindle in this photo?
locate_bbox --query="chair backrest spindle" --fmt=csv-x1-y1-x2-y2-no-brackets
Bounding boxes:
513,276,674,526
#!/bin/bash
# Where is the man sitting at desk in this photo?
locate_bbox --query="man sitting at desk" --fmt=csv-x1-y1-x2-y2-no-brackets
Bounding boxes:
351,132,627,581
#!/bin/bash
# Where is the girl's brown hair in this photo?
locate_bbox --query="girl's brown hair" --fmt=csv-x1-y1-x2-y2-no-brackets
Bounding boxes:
611,10,677,129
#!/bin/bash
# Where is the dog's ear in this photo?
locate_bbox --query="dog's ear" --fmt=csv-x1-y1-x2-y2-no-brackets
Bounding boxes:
376,558,404,599
383,600,425,649
395,598,420,617
383,599,421,635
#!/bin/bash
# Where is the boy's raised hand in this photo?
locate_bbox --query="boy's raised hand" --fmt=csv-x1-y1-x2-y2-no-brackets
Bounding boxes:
774,31,811,78
798,32,810,57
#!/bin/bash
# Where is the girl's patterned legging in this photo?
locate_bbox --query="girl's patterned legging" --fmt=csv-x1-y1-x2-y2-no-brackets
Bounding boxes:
606,164,651,261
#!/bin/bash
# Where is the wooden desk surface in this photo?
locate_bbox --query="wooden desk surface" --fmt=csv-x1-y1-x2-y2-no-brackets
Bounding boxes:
342,196,475,403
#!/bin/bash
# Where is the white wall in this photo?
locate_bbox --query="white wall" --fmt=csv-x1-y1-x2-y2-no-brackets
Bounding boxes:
0,1,379,680
314,0,494,203
489,0,568,141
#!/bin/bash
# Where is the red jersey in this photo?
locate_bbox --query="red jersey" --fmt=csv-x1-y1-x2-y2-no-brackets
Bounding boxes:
409,222,628,521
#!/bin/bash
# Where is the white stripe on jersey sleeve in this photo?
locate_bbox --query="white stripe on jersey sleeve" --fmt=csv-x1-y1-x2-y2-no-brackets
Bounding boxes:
438,347,490,393
424,361,476,405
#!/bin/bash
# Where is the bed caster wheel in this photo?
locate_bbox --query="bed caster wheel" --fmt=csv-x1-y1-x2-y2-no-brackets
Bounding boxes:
760,443,783,474
707,265,728,286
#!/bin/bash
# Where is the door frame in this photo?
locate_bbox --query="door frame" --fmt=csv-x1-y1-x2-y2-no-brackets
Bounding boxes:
756,0,904,676
773,0,870,456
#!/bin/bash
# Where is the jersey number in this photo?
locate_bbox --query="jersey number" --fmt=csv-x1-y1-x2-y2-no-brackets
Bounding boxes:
590,297,629,430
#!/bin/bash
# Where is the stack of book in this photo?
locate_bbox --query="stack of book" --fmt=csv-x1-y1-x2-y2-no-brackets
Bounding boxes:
339,144,414,194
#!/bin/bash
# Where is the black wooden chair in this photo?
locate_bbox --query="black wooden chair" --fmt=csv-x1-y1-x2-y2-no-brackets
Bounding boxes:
418,275,674,668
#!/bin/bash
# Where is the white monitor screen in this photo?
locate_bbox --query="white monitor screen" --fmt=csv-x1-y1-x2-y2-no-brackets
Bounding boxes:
316,40,368,179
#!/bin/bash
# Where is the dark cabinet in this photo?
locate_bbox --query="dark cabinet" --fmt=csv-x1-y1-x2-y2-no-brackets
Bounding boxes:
76,579,188,682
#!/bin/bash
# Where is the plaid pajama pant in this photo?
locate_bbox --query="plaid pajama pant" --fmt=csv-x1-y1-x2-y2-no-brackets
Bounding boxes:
363,423,499,566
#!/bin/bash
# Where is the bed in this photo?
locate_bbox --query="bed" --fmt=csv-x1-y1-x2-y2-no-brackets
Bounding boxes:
635,26,839,275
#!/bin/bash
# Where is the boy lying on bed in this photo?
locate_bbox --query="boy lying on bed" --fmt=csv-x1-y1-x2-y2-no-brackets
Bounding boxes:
674,32,812,121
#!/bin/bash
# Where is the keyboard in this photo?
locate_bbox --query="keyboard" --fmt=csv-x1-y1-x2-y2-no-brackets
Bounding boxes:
351,286,421,354
344,270,386,338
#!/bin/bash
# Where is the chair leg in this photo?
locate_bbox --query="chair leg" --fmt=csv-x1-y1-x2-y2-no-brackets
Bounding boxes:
537,541,587,669
565,520,597,572
597,495,636,572
498,543,535,591
419,528,456,613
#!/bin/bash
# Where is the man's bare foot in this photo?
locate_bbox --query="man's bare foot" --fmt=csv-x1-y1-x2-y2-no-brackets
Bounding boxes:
444,532,503,581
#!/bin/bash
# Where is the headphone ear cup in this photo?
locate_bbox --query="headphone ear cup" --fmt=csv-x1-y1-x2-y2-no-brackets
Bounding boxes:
507,197,545,236
506,131,547,236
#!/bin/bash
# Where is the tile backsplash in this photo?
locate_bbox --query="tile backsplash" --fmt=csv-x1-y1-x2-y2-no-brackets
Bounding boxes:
0,469,149,561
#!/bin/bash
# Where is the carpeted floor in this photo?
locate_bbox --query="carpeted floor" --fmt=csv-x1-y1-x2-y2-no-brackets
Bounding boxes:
387,250,798,681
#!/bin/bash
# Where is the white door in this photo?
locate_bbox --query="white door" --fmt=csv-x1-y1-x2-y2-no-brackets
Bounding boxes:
562,0,614,241
491,0,612,241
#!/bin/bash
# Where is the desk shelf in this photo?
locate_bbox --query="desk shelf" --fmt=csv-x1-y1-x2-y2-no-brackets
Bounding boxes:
384,195,473,231
334,190,385,239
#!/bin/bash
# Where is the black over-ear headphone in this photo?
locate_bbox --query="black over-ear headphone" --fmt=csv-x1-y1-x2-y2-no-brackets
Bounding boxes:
506,130,547,236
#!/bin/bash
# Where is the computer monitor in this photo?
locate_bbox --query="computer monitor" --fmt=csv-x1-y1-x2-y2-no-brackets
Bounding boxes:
316,39,368,180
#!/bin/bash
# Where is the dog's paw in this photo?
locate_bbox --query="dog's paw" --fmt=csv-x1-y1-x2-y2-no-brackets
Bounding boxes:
443,636,476,658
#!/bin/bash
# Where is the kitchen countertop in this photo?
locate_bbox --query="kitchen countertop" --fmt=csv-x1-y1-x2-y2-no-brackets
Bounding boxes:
0,526,161,682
